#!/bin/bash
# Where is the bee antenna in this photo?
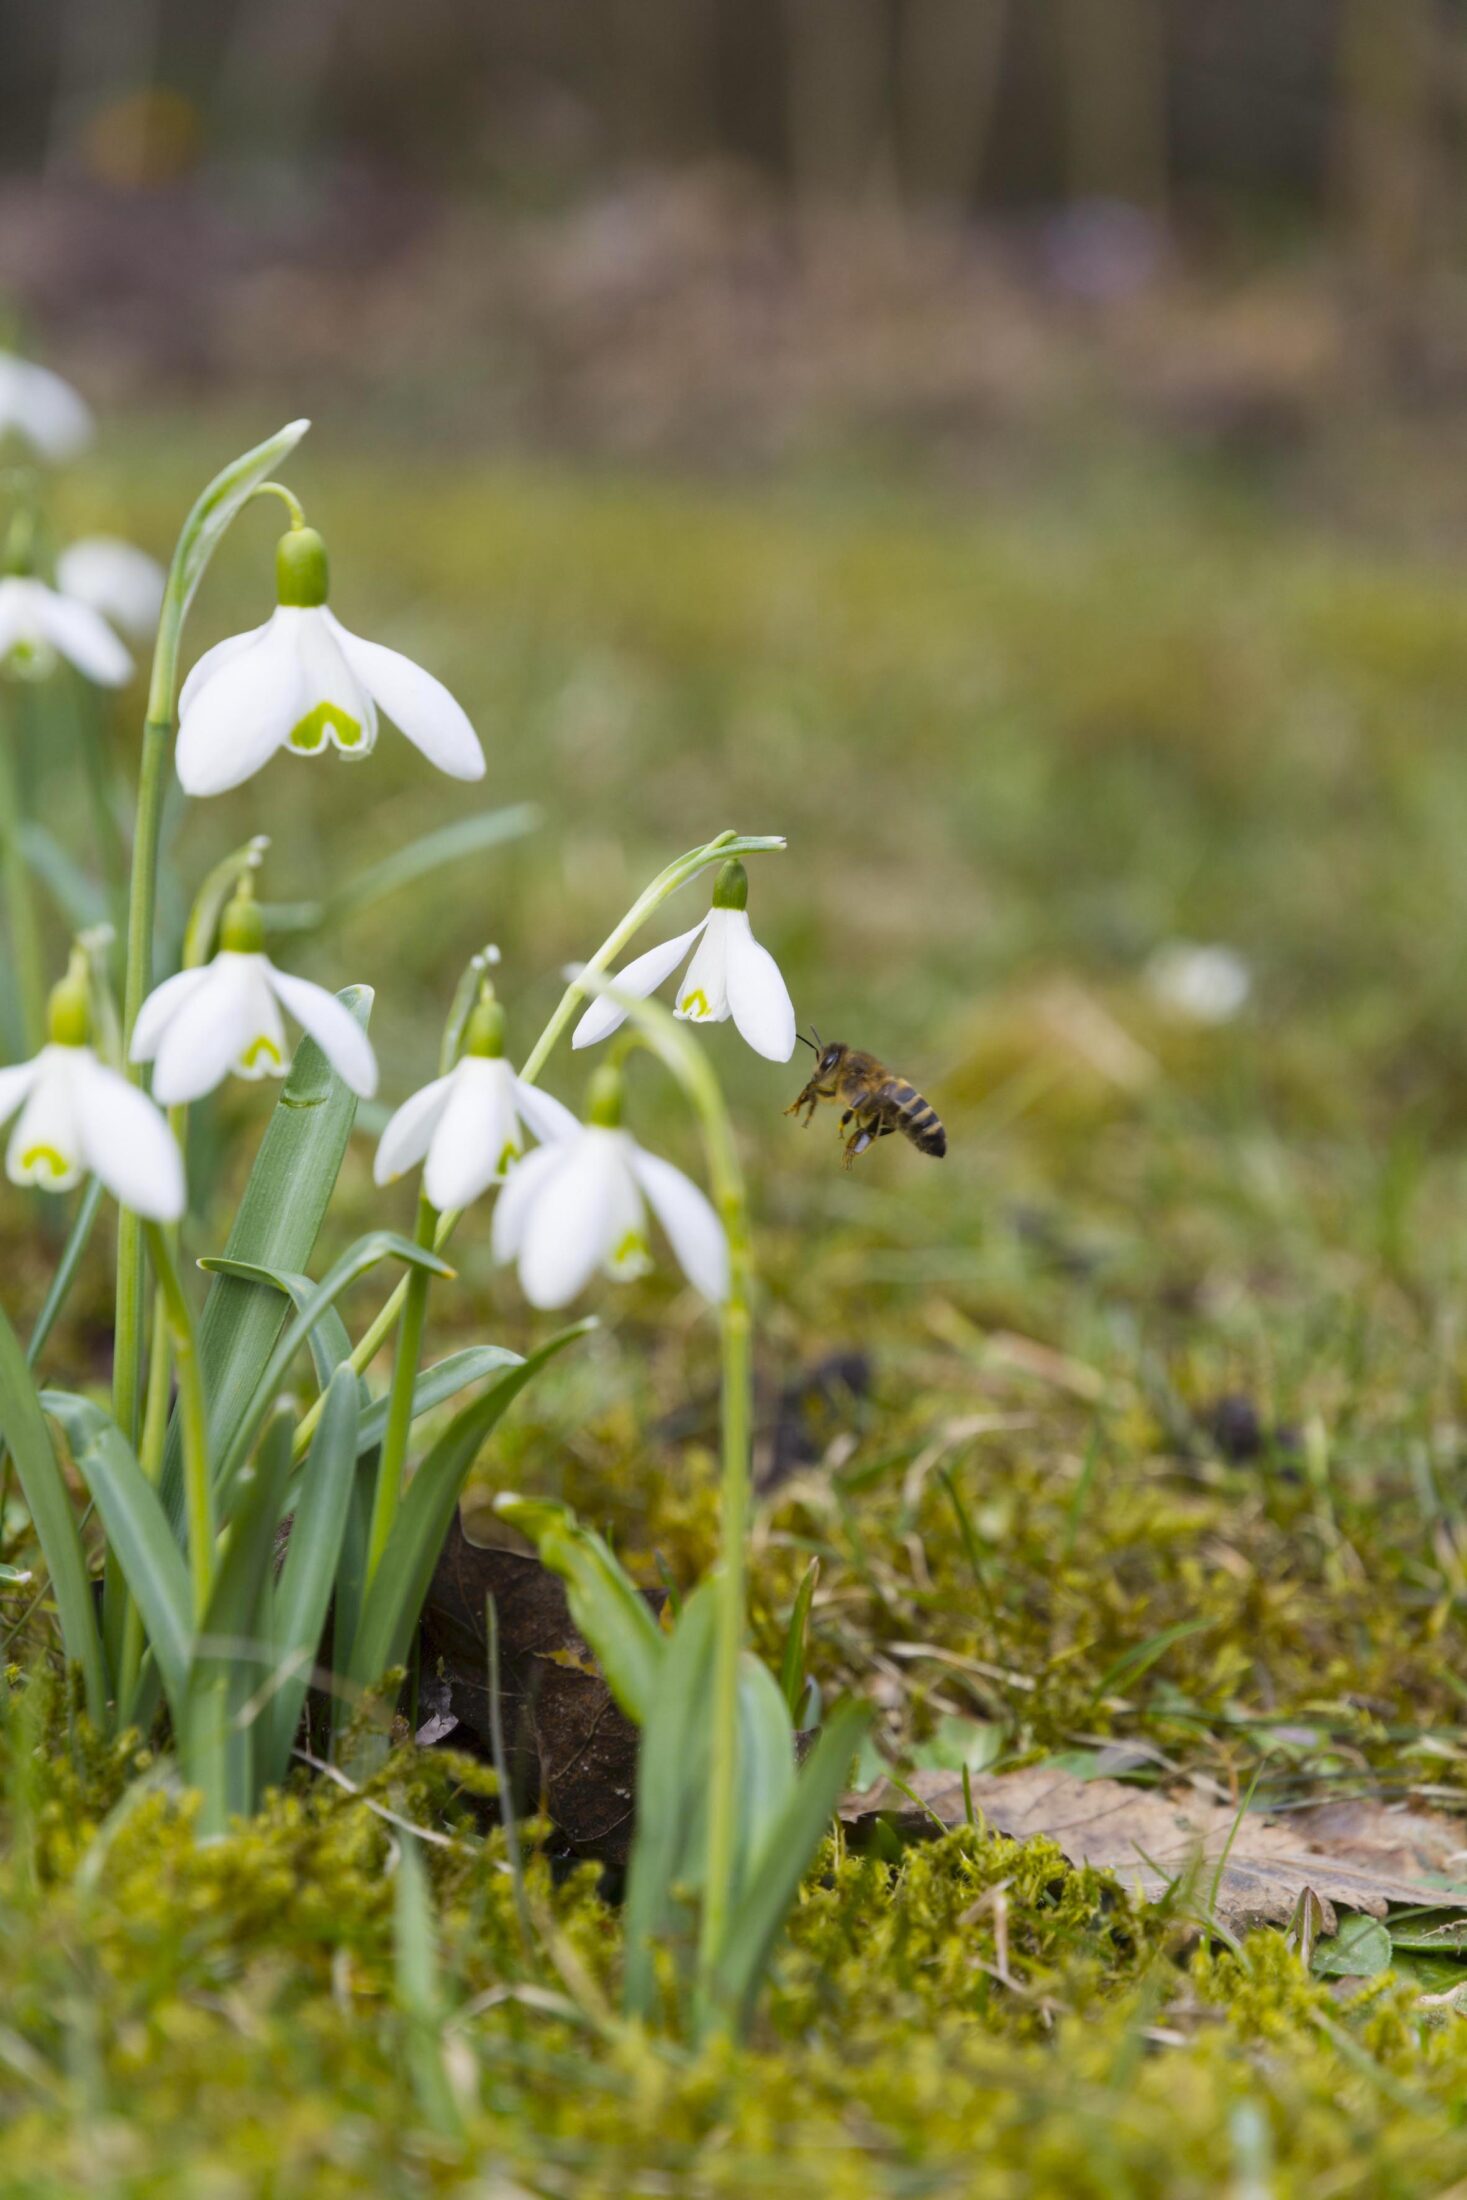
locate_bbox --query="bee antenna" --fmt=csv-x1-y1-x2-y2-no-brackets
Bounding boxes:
796,1030,817,1053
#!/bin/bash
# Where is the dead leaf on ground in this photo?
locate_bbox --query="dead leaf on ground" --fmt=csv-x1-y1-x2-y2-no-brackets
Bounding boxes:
842,1766,1467,1937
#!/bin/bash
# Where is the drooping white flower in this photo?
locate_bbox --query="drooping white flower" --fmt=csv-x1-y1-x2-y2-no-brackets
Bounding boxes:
492,1066,727,1308
0,575,133,686
572,858,794,1062
0,973,182,1221
175,523,484,798
0,354,93,462
1144,942,1251,1026
374,994,577,1212
56,536,165,640
129,886,377,1105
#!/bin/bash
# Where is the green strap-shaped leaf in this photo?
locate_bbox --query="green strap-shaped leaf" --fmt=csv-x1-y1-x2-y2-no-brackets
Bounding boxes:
264,803,541,937
184,1406,297,1830
494,1490,666,1726
0,1330,108,1723
41,1389,187,1721
195,1258,359,1395
354,1346,522,1457
259,1364,360,1792
349,1321,592,1686
161,986,374,1534
623,1583,719,2021
709,1700,871,2032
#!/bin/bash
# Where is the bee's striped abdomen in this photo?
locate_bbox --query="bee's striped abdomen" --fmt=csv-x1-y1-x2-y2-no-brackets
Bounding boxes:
881,1079,947,1159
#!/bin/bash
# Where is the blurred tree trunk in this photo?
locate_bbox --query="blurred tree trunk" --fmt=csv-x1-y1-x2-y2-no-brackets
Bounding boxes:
608,0,719,163
784,0,892,201
896,0,1009,207
1056,0,1168,206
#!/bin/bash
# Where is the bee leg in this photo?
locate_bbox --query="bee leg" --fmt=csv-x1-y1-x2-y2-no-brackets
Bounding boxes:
843,1120,878,1167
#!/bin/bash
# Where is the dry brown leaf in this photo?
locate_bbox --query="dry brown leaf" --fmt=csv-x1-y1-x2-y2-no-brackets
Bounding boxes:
842,1767,1467,1936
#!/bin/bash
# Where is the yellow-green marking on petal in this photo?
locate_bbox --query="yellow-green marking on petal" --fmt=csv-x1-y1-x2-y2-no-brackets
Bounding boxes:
239,1034,285,1076
678,988,710,1019
288,702,365,755
496,1138,520,1176
19,1143,71,1182
610,1228,652,1276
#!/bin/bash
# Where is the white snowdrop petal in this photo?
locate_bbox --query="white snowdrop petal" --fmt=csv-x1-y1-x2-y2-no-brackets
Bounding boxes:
599,1146,653,1280
674,909,732,1024
571,921,709,1049
229,964,289,1080
513,1078,580,1146
0,580,38,658
374,1071,456,1185
422,1058,515,1210
179,621,270,715
150,959,260,1104
1,359,93,460
516,1131,623,1308
286,608,377,759
723,912,797,1062
6,1053,83,1191
32,588,133,687
266,966,378,1097
628,1146,729,1301
55,537,165,639
491,1140,566,1264
176,616,308,797
75,1057,184,1221
0,1055,41,1126
129,965,212,1064
328,615,484,780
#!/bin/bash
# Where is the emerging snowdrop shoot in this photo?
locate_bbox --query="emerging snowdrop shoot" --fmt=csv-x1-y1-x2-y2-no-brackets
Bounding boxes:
175,514,486,797
572,857,795,1061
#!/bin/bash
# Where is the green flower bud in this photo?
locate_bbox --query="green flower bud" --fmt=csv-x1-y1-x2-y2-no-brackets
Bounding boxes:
219,882,265,955
711,858,748,912
275,525,329,609
47,971,90,1048
464,995,506,1059
587,1062,624,1129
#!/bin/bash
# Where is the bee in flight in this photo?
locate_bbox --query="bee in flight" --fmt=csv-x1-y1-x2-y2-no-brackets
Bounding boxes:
786,1032,947,1169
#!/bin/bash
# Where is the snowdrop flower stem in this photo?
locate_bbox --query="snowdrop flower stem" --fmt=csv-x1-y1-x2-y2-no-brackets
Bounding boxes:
364,1191,439,1588
113,419,309,1448
142,1217,213,1619
570,971,751,2038
0,688,46,1051
297,835,780,1453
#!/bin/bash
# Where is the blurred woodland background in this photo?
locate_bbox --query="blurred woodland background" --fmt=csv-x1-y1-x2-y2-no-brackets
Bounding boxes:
4,1,1467,499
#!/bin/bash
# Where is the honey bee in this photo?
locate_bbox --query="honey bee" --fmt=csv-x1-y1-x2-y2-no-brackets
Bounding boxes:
786,1032,947,1168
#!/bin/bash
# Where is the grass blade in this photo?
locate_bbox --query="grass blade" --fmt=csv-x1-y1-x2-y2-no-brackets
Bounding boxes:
778,1556,820,1722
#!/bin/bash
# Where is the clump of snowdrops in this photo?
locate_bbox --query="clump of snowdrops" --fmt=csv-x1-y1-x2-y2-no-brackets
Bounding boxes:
0,370,866,2040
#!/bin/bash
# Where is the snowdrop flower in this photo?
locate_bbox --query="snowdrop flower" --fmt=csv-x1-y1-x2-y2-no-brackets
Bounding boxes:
176,523,485,798
0,353,92,462
493,1064,728,1308
1144,942,1251,1026
572,859,795,1062
0,967,182,1220
129,882,377,1104
0,573,133,686
374,991,577,1212
56,535,165,640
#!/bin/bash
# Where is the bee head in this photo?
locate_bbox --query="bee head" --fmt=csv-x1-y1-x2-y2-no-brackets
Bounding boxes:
818,1041,844,1075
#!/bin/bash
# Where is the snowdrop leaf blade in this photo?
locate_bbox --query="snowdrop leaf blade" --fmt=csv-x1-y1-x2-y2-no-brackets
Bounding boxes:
267,967,379,1098
193,1258,357,1396
75,1059,185,1222
158,985,372,1538
24,1177,104,1371
623,1583,719,2019
0,1320,108,1725
348,1321,594,1686
571,922,707,1048
321,805,540,932
494,1492,666,1725
354,1346,523,1458
173,420,310,622
18,824,108,933
42,1388,191,1725
328,617,484,780
725,917,797,1062
629,1147,729,1303
259,1365,360,1791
